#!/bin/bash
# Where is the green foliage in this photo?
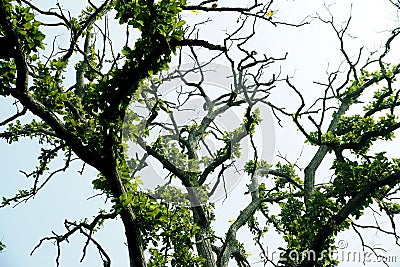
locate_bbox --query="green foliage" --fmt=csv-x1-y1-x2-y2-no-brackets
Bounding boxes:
1,0,197,263
152,135,201,172
364,86,400,112
243,107,262,135
308,112,398,154
7,4,45,52
0,60,16,96
380,201,400,215
117,186,204,266
2,1,400,267
31,60,70,110
146,202,204,267
112,0,187,96
115,0,186,42
244,159,271,175
332,153,398,202
274,191,346,266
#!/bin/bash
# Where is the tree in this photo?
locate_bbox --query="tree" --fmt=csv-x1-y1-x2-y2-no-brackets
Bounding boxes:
0,0,400,266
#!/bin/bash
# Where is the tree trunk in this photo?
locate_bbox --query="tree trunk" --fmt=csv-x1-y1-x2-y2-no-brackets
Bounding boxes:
120,207,147,267
100,153,147,267
192,204,216,267
195,226,216,267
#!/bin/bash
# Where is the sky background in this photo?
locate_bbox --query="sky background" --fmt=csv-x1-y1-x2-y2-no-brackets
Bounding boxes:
1,0,400,266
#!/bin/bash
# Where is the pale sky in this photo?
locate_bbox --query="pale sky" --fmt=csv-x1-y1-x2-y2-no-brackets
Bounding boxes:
1,1,400,266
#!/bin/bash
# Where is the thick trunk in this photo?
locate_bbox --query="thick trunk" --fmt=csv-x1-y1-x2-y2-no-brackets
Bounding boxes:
195,226,216,267
192,205,216,267
100,153,147,267
120,207,147,267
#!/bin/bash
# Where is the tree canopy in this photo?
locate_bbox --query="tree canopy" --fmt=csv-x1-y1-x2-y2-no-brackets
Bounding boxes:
1,0,400,266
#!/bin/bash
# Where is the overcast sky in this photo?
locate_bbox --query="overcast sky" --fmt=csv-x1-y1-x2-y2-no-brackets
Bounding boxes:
1,1,400,266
